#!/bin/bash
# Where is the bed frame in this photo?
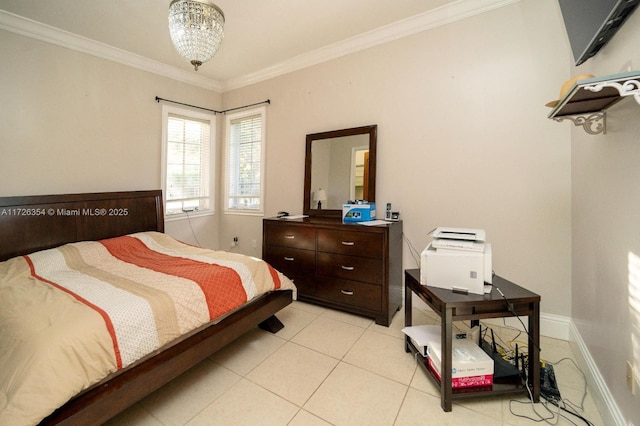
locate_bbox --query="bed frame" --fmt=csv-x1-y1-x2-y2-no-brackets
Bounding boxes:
0,190,293,425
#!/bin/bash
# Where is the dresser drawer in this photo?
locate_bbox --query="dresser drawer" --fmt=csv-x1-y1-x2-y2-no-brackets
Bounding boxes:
315,277,381,312
263,217,403,327
264,246,315,275
264,223,315,250
317,253,382,285
263,246,316,296
317,229,382,258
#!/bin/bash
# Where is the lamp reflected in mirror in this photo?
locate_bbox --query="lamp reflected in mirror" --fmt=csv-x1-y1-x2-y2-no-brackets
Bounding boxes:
314,188,327,209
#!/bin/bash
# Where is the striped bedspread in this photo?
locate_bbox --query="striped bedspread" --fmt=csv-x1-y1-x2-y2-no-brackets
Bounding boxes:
0,232,295,426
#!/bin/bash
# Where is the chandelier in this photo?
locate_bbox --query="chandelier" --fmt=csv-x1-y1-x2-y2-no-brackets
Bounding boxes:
168,0,225,71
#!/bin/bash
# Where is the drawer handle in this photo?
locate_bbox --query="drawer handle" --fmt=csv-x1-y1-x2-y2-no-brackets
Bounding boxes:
284,256,295,261
341,265,355,271
341,290,354,296
284,235,295,239
341,241,355,246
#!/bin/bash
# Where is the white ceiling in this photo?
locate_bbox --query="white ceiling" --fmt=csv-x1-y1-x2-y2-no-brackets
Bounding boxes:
0,0,514,91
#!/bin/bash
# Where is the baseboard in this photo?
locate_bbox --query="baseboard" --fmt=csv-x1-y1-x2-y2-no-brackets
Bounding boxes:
569,320,625,426
482,312,570,340
474,315,623,424
411,294,622,423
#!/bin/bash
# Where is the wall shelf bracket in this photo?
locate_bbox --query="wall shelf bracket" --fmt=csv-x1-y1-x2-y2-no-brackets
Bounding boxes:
547,71,640,136
583,79,640,106
553,112,606,135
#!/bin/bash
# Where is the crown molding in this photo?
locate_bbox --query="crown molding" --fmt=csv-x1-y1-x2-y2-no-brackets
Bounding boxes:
0,0,518,93
0,9,223,92
221,0,519,91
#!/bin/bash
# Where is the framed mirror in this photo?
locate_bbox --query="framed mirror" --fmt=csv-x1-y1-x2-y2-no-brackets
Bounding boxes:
303,125,377,218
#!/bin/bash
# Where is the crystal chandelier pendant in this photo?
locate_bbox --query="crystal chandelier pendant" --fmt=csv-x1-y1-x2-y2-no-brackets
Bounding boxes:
168,0,225,71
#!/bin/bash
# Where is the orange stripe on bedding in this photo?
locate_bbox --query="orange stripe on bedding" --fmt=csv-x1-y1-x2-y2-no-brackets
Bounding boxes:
267,264,281,290
100,236,247,320
23,255,124,369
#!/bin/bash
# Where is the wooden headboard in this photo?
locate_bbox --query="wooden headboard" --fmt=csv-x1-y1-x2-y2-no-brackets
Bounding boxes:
0,190,164,261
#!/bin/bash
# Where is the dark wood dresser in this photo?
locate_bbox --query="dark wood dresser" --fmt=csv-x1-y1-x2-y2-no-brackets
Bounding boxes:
263,217,402,326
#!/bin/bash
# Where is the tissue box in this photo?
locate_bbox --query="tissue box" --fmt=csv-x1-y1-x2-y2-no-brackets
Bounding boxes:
342,203,376,222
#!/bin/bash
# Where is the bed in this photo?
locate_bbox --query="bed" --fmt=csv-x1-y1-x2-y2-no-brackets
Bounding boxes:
0,190,295,425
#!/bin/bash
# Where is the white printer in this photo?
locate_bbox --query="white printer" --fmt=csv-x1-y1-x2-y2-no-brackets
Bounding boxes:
420,227,492,295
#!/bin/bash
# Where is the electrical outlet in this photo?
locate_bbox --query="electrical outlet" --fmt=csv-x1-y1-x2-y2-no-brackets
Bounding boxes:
627,361,636,395
231,236,238,247
252,239,257,248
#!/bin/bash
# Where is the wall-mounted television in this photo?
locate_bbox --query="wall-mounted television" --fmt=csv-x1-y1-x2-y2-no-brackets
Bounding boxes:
558,0,640,66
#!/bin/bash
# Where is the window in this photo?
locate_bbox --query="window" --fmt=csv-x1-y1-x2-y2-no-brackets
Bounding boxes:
224,106,266,214
161,105,215,218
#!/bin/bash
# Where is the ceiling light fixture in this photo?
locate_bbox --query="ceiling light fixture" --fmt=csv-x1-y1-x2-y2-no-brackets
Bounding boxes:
168,0,225,71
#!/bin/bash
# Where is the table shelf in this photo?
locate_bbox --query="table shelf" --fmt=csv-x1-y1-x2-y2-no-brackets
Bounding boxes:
404,269,540,412
405,339,528,400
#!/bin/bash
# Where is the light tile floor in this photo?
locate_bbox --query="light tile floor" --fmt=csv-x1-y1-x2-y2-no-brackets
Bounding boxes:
106,301,605,426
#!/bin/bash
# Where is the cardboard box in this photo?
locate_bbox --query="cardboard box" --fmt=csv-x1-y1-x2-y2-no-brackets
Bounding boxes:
403,325,492,388
342,203,376,223
426,338,494,380
428,358,493,388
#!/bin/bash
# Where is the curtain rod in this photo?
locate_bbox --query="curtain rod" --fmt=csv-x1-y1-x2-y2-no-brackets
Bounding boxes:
155,96,270,114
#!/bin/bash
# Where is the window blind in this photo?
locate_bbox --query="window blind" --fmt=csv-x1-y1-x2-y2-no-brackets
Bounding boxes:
166,113,211,215
227,114,262,210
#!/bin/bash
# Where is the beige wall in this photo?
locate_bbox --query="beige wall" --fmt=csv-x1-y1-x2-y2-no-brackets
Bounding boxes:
2,0,638,422
569,7,640,423
0,0,572,349
0,31,222,248
223,0,572,318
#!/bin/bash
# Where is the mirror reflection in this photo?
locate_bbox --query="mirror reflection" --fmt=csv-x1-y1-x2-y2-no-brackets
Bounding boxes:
310,134,370,210
303,125,377,218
